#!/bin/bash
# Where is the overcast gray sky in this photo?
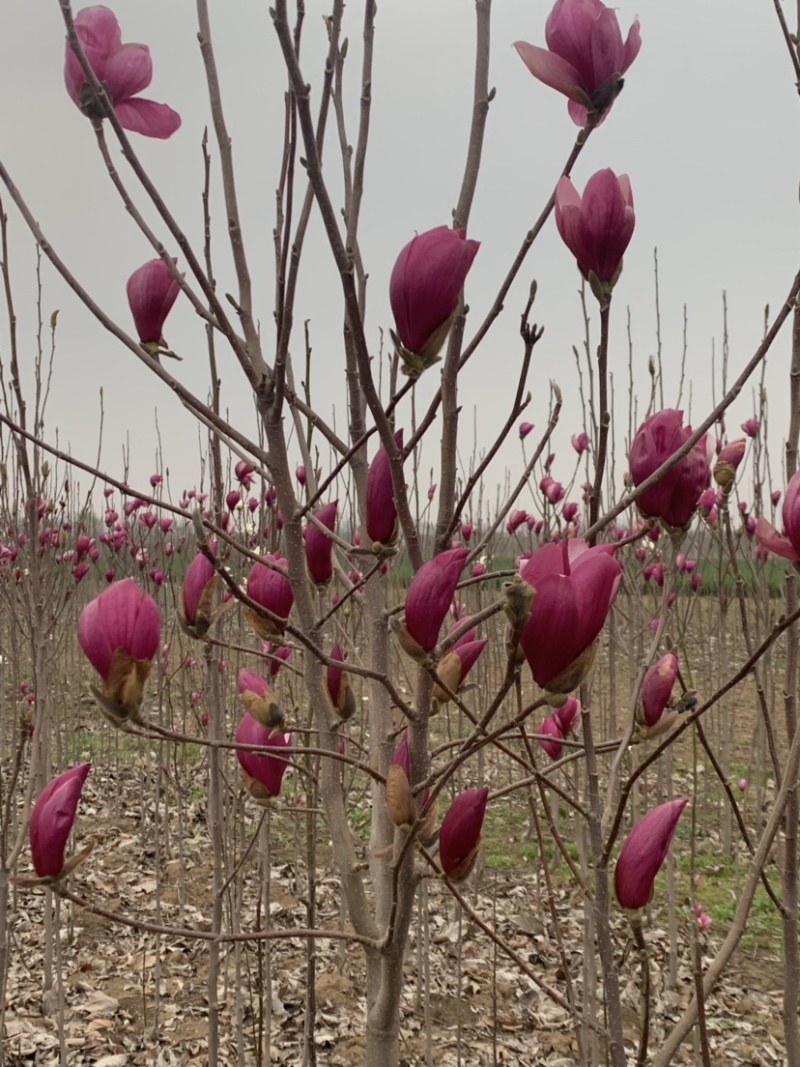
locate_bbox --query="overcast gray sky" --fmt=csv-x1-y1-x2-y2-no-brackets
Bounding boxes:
0,0,798,517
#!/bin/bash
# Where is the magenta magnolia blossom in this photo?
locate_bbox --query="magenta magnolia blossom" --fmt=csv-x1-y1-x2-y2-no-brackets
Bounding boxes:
304,501,338,585
390,227,479,359
629,410,712,530
640,652,679,728
403,547,469,654
555,170,635,287
30,763,91,878
514,0,641,127
439,787,489,880
755,469,800,561
126,259,182,346
615,798,688,910
235,714,292,799
246,554,294,636
64,6,181,138
519,539,621,692
366,429,404,545
79,578,160,682
182,550,216,629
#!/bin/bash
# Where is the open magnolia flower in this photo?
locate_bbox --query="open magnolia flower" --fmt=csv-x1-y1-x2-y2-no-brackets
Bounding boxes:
65,5,181,138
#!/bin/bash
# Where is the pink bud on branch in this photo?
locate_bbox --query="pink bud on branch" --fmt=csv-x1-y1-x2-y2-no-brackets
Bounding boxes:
29,763,92,879
390,227,479,374
629,410,711,530
303,501,338,585
555,170,635,299
366,430,404,548
615,798,689,911
126,259,182,349
439,787,489,881
519,539,621,693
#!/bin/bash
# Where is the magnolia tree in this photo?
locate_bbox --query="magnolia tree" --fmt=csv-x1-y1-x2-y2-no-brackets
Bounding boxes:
3,1,800,1066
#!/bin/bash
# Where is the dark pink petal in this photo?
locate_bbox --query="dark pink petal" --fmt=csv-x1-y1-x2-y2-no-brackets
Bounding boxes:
590,7,626,86
538,715,564,760
78,595,114,680
29,763,91,878
513,42,582,100
554,696,581,734
621,18,642,72
404,547,469,653
755,518,800,561
615,799,688,910
114,98,182,139
103,43,153,102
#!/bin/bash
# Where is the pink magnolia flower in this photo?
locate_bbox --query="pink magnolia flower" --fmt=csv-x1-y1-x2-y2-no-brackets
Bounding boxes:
741,417,760,438
126,259,182,346
402,547,469,654
571,431,590,454
519,539,621,693
756,470,800,560
64,5,181,138
555,170,635,289
78,578,160,717
514,0,641,127
30,763,91,878
234,460,255,489
615,798,689,910
238,668,284,731
390,226,480,361
263,642,292,677
366,430,403,546
235,714,292,801
538,714,566,760
226,490,242,512
639,652,679,728
247,554,294,638
439,787,489,880
182,550,217,633
507,509,528,535
304,501,338,585
714,438,746,492
519,421,535,440
629,410,711,530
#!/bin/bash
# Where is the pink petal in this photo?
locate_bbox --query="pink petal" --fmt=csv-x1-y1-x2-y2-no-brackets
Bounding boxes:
622,19,643,73
567,99,591,126
755,517,800,561
74,6,122,53
115,99,182,139
104,43,153,102
590,7,626,86
514,41,582,101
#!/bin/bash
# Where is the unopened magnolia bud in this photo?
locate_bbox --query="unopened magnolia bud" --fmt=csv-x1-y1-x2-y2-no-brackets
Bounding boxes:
385,764,416,828
503,575,534,628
